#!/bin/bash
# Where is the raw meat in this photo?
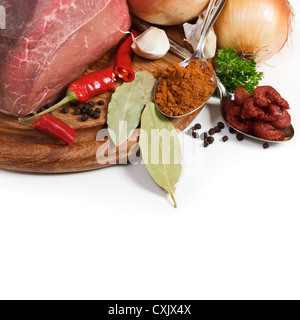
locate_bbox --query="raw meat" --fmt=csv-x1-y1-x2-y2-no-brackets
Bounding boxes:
0,0,131,117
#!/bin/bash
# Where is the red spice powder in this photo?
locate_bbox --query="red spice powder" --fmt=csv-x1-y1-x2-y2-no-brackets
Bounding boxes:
155,60,216,117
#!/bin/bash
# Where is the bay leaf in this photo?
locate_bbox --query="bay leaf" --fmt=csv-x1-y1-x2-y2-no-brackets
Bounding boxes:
135,71,156,104
140,102,182,208
107,78,145,146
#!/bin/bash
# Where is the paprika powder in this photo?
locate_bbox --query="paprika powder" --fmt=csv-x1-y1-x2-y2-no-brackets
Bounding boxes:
155,60,216,117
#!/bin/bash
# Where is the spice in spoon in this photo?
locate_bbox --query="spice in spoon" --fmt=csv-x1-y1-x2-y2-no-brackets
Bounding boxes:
155,60,215,117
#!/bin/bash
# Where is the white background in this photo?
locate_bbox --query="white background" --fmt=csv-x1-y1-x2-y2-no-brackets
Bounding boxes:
0,1,299,300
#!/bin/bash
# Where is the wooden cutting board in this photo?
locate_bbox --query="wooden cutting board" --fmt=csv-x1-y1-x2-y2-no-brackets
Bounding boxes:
0,27,201,173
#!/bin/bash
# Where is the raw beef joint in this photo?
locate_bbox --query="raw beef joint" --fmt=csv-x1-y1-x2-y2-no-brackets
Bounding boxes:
0,0,131,116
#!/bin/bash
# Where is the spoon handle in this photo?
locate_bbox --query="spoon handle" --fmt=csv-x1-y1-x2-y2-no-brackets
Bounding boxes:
194,0,227,59
217,77,232,99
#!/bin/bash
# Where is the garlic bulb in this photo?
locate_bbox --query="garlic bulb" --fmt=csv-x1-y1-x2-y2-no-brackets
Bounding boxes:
131,27,170,60
183,14,217,59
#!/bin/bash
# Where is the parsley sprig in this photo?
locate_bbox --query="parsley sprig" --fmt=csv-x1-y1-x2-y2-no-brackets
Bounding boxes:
215,49,264,94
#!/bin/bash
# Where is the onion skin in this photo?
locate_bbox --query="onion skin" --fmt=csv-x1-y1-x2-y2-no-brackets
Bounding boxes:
128,0,210,26
214,0,292,62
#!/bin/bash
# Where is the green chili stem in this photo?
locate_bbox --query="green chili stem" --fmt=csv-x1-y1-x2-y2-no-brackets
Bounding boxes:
19,90,78,123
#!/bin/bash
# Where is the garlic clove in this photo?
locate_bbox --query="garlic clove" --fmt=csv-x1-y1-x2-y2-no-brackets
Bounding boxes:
132,26,170,60
183,13,217,59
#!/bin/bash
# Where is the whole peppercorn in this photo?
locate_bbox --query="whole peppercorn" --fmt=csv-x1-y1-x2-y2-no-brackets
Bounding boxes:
229,127,236,134
207,136,214,145
89,109,95,117
88,101,95,108
209,128,215,136
97,100,105,106
236,133,244,141
75,108,82,115
218,122,225,129
81,114,88,122
222,136,229,142
194,123,202,130
62,107,69,114
93,112,100,120
214,126,221,133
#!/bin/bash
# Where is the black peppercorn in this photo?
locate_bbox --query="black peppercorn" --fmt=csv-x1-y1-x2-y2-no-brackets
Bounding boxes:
62,107,69,114
263,143,270,149
229,127,236,134
204,141,209,148
75,108,82,115
207,136,214,144
93,112,100,119
209,128,215,136
194,123,201,130
222,136,229,142
214,126,221,133
81,114,88,122
88,101,95,108
89,109,95,117
218,122,225,129
97,100,105,106
95,108,101,113
236,133,244,141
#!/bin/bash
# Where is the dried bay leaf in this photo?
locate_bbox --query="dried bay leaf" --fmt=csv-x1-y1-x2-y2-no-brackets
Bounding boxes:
140,102,182,208
107,78,145,146
135,71,156,104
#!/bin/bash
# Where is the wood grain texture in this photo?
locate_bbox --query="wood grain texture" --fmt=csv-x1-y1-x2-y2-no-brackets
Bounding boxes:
0,27,202,173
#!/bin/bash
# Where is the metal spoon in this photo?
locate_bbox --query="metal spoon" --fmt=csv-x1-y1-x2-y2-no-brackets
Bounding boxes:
154,0,227,119
217,79,295,143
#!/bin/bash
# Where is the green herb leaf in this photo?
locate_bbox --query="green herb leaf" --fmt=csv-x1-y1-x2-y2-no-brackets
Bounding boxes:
107,78,145,146
140,102,182,208
135,71,157,104
215,48,264,94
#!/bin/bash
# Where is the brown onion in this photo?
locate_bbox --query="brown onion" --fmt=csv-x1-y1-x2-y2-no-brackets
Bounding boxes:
128,0,210,26
214,0,293,62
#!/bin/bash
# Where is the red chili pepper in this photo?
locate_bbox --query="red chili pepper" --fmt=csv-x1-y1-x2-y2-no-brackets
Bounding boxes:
20,66,115,123
114,29,138,83
32,114,76,145
68,66,115,103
